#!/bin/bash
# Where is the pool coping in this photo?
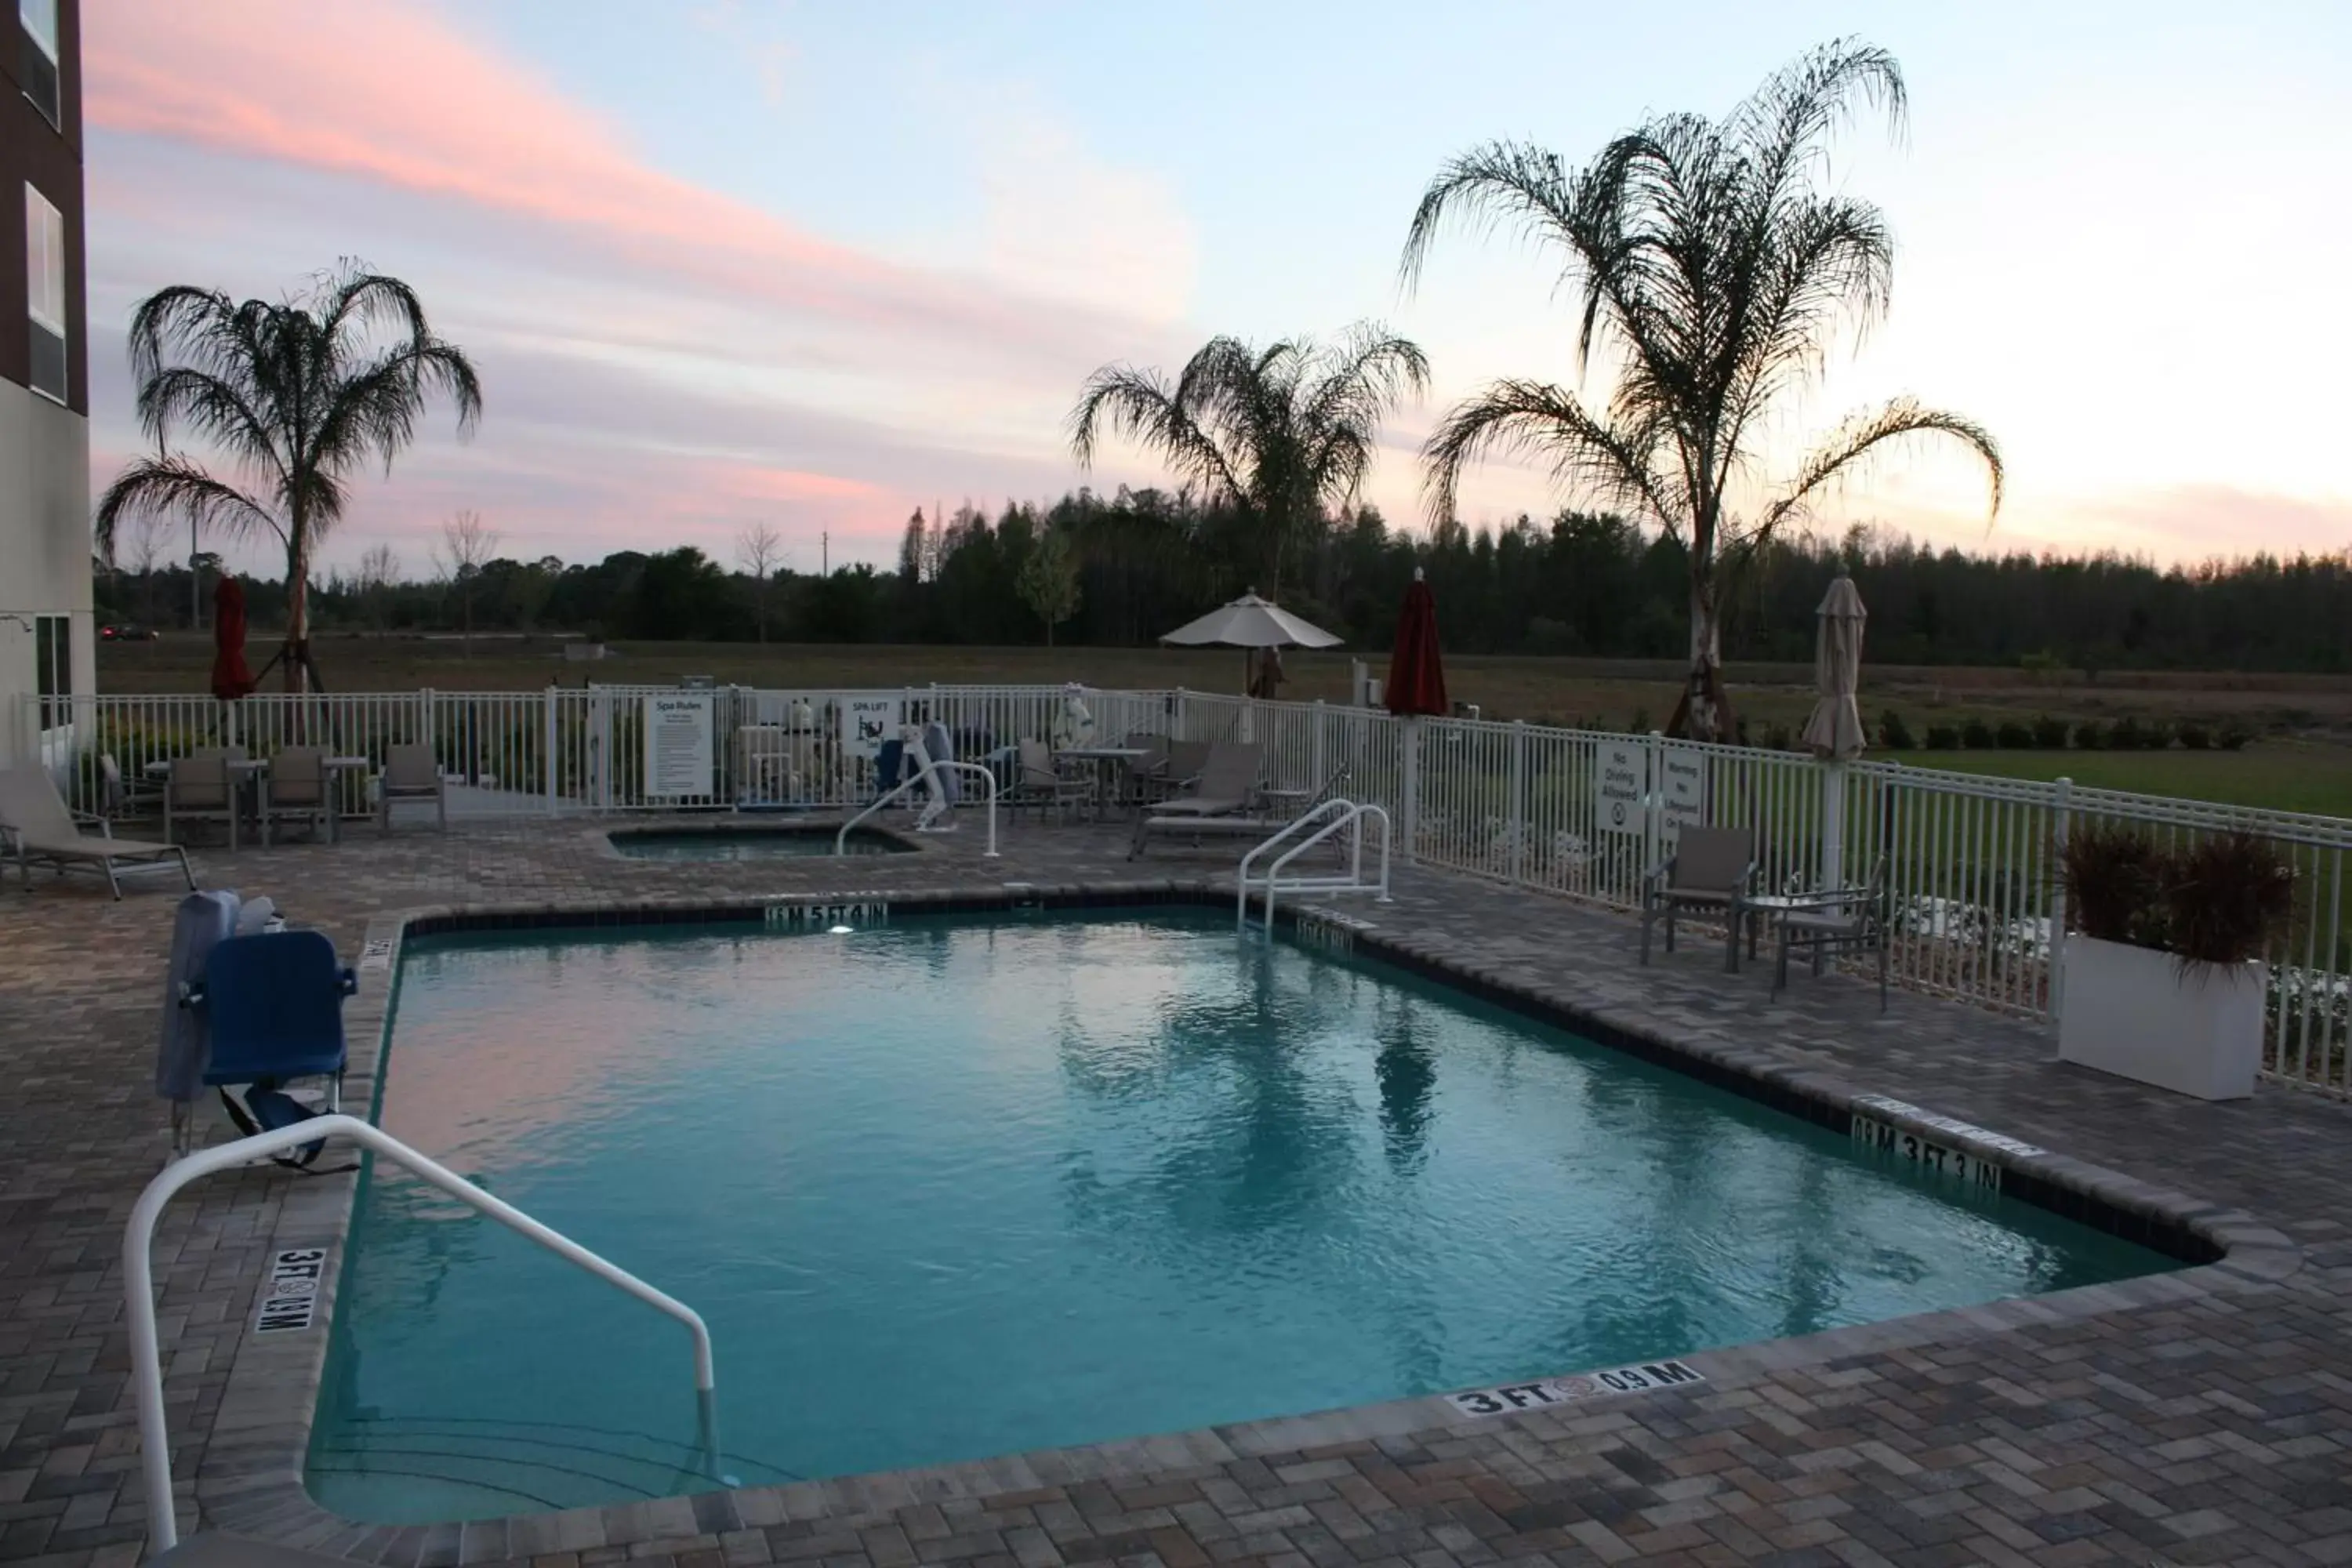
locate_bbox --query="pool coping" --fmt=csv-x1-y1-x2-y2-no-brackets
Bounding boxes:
191,880,2303,1564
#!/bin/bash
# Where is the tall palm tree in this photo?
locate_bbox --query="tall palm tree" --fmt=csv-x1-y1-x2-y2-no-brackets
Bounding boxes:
1069,324,1427,602
95,264,482,692
1401,40,2002,739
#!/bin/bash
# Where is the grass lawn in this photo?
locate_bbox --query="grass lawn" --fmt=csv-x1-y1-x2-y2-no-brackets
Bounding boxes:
1881,745,2352,820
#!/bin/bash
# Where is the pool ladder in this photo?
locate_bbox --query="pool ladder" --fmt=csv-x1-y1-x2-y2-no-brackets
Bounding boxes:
1238,798,1393,935
124,1116,719,1560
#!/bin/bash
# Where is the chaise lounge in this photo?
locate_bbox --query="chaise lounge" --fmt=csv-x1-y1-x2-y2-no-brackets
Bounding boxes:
0,762,196,898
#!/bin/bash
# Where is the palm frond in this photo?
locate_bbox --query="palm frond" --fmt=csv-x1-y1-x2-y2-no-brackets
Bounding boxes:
1748,397,2004,548
1068,363,1246,506
94,458,280,564
1420,379,1672,529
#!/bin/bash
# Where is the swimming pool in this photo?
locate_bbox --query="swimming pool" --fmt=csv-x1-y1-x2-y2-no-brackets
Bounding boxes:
312,909,2176,1523
607,824,913,859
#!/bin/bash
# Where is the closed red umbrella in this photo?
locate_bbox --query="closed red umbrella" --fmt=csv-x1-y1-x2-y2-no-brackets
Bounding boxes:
211,575,258,701
1385,568,1447,717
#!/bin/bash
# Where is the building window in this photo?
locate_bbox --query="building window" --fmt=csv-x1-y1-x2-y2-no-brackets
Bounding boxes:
34,614,71,731
24,184,66,404
18,0,58,127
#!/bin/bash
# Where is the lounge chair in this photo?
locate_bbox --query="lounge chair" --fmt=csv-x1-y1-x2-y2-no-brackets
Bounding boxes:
1773,857,1890,1012
1639,825,1755,972
378,744,447,833
166,753,239,850
261,746,332,844
0,762,194,898
1128,742,1265,857
1148,740,1211,804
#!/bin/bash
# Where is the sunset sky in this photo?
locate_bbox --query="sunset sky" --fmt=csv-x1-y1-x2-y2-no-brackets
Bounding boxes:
81,0,2352,580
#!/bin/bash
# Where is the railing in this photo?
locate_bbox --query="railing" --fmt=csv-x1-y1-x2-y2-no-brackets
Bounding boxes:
1238,799,1393,935
27,684,2352,1095
125,1116,717,1558
836,758,1002,856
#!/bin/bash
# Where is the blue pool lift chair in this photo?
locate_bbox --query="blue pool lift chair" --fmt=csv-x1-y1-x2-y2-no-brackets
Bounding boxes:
187,929,358,1123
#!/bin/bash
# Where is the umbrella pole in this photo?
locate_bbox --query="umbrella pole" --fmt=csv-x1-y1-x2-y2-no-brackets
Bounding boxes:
1821,760,1846,891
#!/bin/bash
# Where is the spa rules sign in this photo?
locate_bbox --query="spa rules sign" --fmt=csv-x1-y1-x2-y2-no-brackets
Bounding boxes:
644,692,716,798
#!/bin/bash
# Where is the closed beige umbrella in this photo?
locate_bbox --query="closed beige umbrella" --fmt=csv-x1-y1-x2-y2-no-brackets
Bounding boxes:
1801,574,1867,889
1800,575,1867,760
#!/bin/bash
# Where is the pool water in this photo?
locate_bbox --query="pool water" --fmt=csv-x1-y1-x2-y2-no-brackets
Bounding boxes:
312,911,2172,1523
608,826,911,859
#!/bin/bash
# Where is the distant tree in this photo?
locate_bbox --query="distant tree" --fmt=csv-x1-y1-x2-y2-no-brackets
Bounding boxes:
735,521,783,642
1403,40,2001,740
1069,322,1428,601
1017,525,1083,646
355,543,401,632
94,263,481,691
896,508,927,583
632,546,736,640
434,510,499,655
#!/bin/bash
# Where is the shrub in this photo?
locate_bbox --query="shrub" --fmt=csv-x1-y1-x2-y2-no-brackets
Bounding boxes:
2136,721,2173,750
1878,709,1915,750
1628,706,1650,735
1961,719,1997,749
1996,720,2035,749
2073,721,2107,750
1923,724,1961,750
1762,722,1794,751
2061,822,2168,946
2218,723,2254,751
2177,721,2212,750
2163,832,2294,967
2107,717,2146,750
2032,715,2071,749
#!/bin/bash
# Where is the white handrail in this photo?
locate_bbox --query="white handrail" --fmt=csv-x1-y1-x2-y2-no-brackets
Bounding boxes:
1263,804,1392,933
1236,798,1355,928
837,759,1000,857
125,1116,715,1558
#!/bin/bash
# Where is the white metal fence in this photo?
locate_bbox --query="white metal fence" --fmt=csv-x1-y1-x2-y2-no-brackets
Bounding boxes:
21,684,2350,1095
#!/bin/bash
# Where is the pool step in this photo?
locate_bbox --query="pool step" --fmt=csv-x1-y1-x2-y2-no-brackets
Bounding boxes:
308,1414,793,1519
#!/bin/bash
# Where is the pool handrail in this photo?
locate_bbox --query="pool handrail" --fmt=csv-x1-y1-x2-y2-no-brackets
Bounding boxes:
1236,797,1354,928
836,759,1000,857
125,1114,716,1559
1260,802,1392,934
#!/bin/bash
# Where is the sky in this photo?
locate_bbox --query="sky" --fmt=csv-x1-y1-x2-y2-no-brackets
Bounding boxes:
79,0,2352,582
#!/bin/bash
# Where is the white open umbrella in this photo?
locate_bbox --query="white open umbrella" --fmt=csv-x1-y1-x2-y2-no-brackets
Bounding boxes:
1800,574,1867,889
1160,590,1341,696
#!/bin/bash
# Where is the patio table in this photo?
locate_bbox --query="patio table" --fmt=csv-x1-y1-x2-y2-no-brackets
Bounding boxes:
1055,746,1149,818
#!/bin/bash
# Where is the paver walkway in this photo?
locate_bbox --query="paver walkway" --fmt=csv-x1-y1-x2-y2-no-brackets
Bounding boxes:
1,816,2347,1568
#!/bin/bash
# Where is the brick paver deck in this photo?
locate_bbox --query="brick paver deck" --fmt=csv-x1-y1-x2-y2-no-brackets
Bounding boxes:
2,815,2347,1568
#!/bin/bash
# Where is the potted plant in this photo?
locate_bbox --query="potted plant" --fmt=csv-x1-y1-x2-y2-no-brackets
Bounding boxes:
2057,826,2293,1099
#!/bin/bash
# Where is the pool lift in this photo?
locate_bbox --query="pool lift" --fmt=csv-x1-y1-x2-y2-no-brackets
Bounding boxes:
834,724,1002,856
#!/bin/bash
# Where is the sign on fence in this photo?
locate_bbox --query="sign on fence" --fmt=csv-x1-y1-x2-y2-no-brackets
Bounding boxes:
842,696,901,759
643,693,715,798
1660,744,1706,838
1595,740,1645,837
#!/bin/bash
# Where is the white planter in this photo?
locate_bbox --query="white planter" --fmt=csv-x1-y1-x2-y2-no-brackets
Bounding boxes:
2058,934,2266,1101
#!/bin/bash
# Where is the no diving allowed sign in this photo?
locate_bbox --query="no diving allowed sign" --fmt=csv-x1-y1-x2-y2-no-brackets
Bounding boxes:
1446,1358,1704,1417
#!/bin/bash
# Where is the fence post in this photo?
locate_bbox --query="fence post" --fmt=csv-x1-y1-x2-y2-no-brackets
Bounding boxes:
1312,700,1327,792
1508,720,1528,884
1643,729,1664,877
419,688,434,760
543,686,559,817
2049,775,2072,1023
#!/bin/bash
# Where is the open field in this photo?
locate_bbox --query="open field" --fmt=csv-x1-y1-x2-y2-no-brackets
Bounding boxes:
99,634,2352,819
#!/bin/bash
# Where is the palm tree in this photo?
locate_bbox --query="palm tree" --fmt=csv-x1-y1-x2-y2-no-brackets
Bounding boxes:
1401,40,2002,739
1069,324,1427,602
95,264,482,692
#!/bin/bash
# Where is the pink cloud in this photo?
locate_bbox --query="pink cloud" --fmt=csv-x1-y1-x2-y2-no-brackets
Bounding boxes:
82,0,1160,361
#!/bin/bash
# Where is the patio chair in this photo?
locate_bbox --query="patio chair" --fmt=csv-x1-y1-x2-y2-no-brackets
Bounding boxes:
378,744,447,834
100,752,165,822
261,747,333,844
165,754,239,851
1014,738,1092,822
184,929,357,1167
1773,857,1890,1013
1128,742,1265,857
1116,734,1171,810
1639,825,1755,973
0,762,194,898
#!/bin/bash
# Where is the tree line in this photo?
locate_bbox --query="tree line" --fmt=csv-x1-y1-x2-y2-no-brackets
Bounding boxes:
94,492,2352,674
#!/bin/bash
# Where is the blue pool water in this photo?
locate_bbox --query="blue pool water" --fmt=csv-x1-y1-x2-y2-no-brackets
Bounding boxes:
311,911,2172,1523
609,826,910,859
